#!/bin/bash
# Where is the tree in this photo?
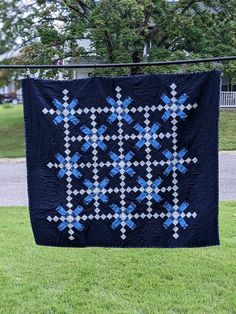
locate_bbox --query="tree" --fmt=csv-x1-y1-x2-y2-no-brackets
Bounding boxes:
0,0,235,77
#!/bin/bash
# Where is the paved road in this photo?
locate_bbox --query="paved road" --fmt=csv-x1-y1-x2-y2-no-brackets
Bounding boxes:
0,152,235,206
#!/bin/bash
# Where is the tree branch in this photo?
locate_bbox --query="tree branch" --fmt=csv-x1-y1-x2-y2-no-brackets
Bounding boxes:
62,0,89,19
103,29,115,62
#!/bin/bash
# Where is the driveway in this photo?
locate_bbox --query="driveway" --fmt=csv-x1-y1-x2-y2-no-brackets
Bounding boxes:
0,152,235,206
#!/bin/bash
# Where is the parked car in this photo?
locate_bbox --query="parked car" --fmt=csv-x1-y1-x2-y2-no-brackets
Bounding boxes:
0,93,22,104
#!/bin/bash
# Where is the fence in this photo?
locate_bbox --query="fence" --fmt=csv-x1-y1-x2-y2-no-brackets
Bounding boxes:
220,92,236,108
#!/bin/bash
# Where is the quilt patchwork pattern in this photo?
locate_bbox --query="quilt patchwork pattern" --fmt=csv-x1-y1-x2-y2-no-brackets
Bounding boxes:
23,71,220,247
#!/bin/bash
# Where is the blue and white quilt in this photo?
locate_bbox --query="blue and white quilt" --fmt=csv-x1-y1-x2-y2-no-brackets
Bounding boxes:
22,70,220,247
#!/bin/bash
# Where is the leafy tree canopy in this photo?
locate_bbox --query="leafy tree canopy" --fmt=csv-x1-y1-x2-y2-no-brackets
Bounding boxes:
0,0,235,78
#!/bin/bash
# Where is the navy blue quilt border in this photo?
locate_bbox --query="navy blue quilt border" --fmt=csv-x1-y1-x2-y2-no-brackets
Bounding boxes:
22,70,220,248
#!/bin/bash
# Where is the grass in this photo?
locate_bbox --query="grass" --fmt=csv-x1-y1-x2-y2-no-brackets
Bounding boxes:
0,105,25,158
0,105,236,158
219,110,236,151
0,202,235,313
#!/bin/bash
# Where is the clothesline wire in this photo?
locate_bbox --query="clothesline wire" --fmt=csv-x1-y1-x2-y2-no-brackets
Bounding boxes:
0,56,235,69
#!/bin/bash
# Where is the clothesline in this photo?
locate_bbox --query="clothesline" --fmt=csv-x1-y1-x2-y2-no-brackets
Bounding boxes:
0,56,235,69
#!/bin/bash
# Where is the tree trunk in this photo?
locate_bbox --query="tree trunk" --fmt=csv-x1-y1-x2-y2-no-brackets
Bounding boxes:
131,50,142,75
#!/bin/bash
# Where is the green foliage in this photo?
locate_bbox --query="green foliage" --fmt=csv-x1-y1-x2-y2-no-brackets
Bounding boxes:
0,0,235,77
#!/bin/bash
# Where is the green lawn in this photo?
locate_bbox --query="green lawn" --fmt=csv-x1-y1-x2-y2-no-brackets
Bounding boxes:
219,110,236,151
0,202,235,313
0,105,25,158
0,105,236,158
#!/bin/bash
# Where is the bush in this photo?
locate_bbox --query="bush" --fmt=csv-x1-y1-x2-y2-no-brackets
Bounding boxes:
2,103,14,109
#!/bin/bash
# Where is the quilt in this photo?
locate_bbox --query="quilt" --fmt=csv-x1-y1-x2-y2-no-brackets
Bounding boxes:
22,70,220,247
